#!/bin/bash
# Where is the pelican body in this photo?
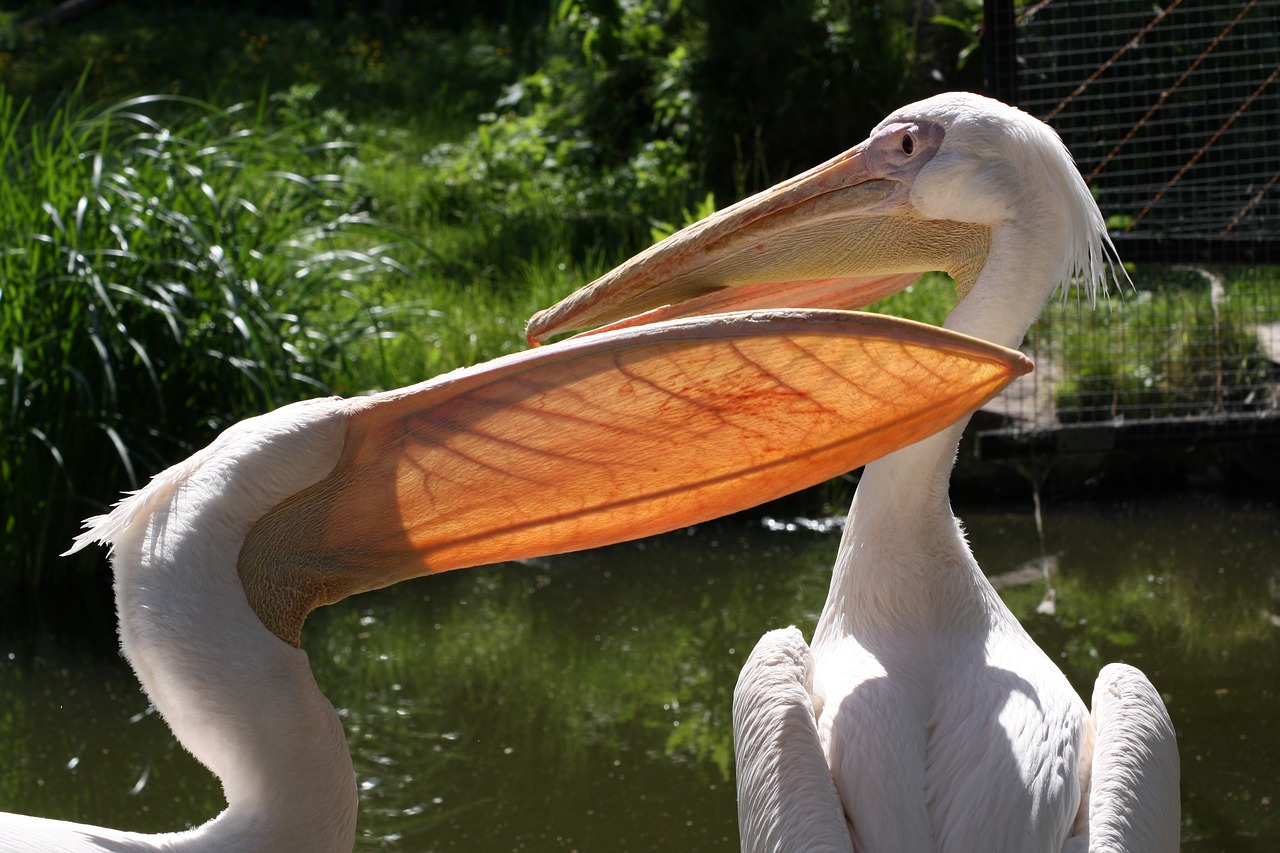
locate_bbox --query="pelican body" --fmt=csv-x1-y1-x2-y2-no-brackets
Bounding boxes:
528,93,1181,852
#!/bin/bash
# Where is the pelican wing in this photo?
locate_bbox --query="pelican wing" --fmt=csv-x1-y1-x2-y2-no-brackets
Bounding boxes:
1068,663,1180,852
735,627,854,853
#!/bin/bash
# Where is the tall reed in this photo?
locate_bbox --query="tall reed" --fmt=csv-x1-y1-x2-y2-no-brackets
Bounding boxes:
1,87,406,590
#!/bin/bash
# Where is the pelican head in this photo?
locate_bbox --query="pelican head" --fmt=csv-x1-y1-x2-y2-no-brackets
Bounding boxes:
526,92,1122,351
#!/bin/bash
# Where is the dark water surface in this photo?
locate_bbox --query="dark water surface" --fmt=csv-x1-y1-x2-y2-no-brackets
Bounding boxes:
2,492,1276,851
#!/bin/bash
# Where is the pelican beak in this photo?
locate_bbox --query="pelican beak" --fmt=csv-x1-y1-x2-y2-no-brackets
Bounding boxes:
240,310,1028,645
526,122,990,344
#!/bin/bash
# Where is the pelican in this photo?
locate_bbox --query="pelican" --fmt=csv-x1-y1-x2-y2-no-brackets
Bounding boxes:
526,93,1181,851
0,309,1029,851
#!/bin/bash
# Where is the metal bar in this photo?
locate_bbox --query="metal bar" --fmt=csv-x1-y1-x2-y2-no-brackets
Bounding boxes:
1107,235,1280,265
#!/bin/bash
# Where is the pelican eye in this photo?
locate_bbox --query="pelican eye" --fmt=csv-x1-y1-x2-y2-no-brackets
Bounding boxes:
901,132,915,156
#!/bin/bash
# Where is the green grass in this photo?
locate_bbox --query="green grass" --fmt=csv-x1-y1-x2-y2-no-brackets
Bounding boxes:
0,85,416,588
0,15,694,589
1045,268,1277,422
0,5,662,589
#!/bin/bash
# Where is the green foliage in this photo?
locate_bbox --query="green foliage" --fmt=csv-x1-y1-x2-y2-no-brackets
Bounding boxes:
866,271,956,327
0,5,518,133
413,0,974,263
0,87,407,588
689,0,928,197
1051,270,1275,422
929,0,984,71
415,0,698,262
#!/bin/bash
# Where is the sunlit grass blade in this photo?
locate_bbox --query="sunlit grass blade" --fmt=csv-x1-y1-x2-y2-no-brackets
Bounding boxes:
0,88,413,589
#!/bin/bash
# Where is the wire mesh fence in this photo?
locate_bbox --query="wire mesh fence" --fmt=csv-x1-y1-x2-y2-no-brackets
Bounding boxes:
978,0,1280,455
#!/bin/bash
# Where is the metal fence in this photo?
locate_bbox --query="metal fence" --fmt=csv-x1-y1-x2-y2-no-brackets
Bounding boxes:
976,0,1280,458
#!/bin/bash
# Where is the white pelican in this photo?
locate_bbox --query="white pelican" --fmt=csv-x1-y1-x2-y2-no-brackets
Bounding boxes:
526,93,1181,852
0,309,1029,852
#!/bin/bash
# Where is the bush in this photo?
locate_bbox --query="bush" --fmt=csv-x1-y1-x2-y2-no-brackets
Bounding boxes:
416,0,979,265
0,86,406,589
1052,272,1275,422
416,2,699,264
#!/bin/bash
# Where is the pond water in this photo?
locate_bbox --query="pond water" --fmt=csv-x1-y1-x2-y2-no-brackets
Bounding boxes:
1,491,1277,851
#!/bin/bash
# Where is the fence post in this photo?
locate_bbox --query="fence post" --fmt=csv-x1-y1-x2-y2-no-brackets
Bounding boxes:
983,0,1018,105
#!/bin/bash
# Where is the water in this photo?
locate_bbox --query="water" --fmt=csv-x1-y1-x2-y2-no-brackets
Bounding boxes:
2,492,1277,851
